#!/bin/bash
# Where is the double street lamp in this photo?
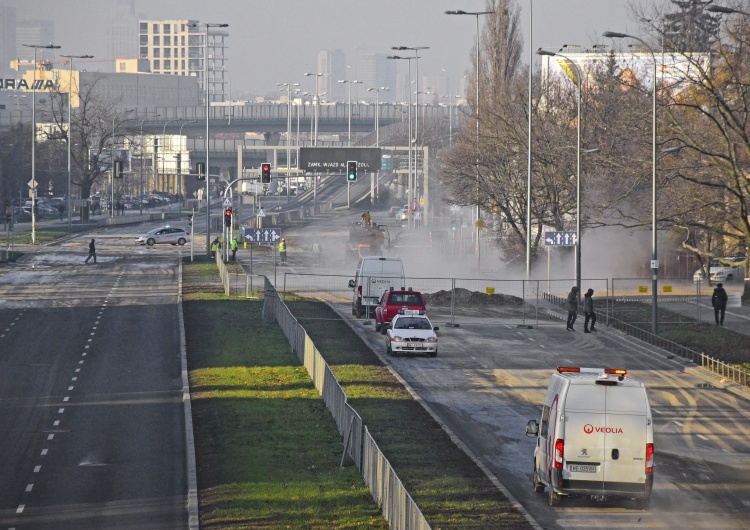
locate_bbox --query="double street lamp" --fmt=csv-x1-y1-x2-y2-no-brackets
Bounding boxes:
61,53,92,230
304,72,324,146
23,42,60,245
603,30,659,334
367,87,389,147
338,79,363,147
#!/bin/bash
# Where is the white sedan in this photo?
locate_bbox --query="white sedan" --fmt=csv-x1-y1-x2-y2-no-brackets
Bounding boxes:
385,310,439,357
135,226,190,246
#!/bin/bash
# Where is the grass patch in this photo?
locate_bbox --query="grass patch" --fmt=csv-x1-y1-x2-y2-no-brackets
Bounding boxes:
183,265,534,529
0,223,96,245
183,281,388,529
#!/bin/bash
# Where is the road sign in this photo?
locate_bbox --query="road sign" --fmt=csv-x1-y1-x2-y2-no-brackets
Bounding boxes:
257,209,266,218
222,198,232,207
544,231,577,246
240,226,281,243
27,179,38,189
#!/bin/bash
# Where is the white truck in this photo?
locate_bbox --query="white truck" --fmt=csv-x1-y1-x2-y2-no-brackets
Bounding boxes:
526,366,654,509
348,256,405,318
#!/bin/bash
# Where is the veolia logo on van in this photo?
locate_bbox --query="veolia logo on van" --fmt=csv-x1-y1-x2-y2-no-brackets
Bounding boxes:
584,424,624,434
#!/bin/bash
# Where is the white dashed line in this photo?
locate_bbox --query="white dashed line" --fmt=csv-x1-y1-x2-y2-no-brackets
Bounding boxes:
68,386,74,391
58,408,65,414
63,397,69,402
40,449,48,456
25,484,33,492
33,466,41,473
697,434,710,441
674,420,684,427
47,434,54,440
53,421,59,426
16,504,24,514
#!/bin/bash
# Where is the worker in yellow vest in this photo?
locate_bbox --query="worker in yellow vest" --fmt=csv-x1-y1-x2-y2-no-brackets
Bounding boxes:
278,238,287,264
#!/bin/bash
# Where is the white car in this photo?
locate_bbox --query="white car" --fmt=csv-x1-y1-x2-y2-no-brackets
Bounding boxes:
693,256,746,283
385,310,439,357
135,226,190,246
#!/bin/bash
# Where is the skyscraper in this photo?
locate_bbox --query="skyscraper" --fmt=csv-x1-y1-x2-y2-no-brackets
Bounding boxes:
317,49,346,101
109,0,139,62
357,52,395,103
0,5,16,77
15,18,54,61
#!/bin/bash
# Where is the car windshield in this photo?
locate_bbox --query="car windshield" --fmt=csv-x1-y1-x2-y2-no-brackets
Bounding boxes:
394,317,431,330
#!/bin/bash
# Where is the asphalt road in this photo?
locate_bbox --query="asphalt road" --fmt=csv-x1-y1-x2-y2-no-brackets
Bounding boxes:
249,210,750,530
0,238,189,529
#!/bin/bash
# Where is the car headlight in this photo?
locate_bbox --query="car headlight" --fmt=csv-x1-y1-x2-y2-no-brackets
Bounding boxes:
391,335,406,342
425,336,438,343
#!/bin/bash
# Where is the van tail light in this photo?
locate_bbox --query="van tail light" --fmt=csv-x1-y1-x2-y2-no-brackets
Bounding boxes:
645,443,654,473
554,439,564,469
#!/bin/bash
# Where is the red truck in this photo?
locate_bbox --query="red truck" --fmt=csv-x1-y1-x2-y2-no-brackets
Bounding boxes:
375,287,427,334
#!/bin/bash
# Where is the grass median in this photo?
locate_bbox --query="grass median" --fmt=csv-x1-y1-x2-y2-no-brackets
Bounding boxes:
182,257,533,529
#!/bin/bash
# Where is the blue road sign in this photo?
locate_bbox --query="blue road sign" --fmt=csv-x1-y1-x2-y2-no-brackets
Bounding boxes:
240,226,282,243
545,231,577,246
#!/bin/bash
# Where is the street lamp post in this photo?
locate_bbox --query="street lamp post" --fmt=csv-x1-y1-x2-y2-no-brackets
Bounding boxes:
161,119,174,193
189,21,228,256
61,54,92,230
368,87,389,147
441,94,461,147
338,79,363,147
387,55,419,228
139,114,160,215
603,30,659,334
445,11,493,270
304,73,324,146
537,49,583,292
23,43,60,245
112,109,134,218
177,120,195,205
278,82,299,201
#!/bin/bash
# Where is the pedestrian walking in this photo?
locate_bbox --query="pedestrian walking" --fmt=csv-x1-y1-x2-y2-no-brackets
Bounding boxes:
712,282,728,326
84,238,96,264
231,237,238,261
311,239,322,266
210,236,220,258
565,285,579,331
57,203,64,221
278,238,287,264
583,288,597,333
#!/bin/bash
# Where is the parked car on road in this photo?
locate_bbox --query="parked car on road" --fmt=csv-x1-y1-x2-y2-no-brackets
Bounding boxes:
375,287,427,333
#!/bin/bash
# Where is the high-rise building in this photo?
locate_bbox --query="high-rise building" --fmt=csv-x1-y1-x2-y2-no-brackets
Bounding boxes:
139,19,229,103
317,49,347,101
15,18,54,61
108,0,138,62
356,52,395,103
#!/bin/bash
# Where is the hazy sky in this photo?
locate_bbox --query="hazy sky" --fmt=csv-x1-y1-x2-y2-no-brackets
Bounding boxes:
4,0,661,98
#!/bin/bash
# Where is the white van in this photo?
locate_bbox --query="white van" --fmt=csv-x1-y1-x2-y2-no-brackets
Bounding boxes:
348,256,405,318
525,367,654,509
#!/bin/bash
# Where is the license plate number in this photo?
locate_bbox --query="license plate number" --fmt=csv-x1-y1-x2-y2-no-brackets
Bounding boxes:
569,464,597,473
407,343,421,349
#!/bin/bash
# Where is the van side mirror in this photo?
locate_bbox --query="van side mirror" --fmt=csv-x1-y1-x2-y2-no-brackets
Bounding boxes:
525,419,539,438
433,326,439,331
348,280,355,289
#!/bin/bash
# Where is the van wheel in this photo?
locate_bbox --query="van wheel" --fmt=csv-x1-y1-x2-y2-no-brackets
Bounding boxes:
635,496,651,510
375,321,381,332
548,481,562,507
533,470,545,493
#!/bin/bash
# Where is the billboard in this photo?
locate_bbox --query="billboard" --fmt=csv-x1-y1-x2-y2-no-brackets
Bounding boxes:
299,147,382,172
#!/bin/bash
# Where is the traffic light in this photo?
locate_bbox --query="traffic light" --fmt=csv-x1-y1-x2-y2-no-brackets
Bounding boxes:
347,160,357,182
196,162,206,181
113,160,123,179
261,163,271,183
224,207,232,227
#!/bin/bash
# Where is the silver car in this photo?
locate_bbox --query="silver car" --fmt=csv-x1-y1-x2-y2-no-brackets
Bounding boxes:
135,226,190,246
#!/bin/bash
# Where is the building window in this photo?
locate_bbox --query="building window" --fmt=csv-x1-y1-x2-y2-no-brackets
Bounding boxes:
153,48,160,58
119,62,126,71
164,61,171,70
174,60,178,70
153,60,160,70
153,36,160,46
181,36,185,46
140,47,148,57
164,36,171,46
182,60,186,70
139,22,147,33
181,48,185,58
164,23,171,34
164,48,171,58
140,35,148,46
152,23,160,33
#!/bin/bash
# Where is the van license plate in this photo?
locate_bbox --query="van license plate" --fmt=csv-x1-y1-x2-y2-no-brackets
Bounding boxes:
569,464,597,473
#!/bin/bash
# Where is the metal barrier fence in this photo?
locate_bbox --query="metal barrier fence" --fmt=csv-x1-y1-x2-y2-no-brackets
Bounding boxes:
260,276,431,530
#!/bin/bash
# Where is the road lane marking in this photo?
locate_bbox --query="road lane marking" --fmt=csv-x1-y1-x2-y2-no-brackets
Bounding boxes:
40,449,48,456
697,434,709,441
25,484,33,492
63,397,69,402
58,408,64,414
16,504,24,514
47,434,54,440
33,466,40,473
68,386,74,391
